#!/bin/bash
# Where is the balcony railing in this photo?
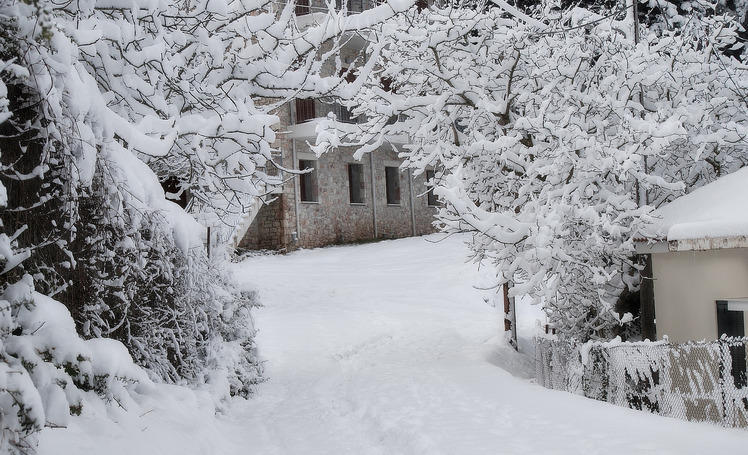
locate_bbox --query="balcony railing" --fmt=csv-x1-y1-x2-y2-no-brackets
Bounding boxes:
328,103,362,124
295,0,364,15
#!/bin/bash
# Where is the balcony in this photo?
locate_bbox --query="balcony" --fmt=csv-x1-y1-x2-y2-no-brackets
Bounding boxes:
295,0,364,16
329,102,362,125
293,0,374,47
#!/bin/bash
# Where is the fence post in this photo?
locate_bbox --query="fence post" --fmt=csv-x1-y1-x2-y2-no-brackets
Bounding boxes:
503,282,517,351
718,338,731,426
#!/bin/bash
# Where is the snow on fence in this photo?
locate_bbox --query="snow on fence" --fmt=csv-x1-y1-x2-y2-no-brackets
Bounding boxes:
535,337,748,428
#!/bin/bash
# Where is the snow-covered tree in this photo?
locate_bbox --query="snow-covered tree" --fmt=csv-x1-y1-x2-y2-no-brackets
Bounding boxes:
0,0,417,450
316,3,748,341
0,9,150,453
46,0,416,223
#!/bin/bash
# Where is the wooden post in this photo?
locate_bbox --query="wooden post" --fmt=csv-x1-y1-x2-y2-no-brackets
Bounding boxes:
503,282,518,351
206,226,211,259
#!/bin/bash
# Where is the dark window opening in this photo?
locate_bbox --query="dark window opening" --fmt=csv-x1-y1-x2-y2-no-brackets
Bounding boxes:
299,159,318,202
348,163,365,204
425,169,438,207
717,300,747,388
336,0,363,12
296,0,310,15
295,98,316,123
331,69,359,124
331,103,358,124
385,166,400,205
386,113,405,126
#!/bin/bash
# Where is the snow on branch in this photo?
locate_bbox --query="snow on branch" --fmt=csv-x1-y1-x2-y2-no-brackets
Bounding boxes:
317,3,748,341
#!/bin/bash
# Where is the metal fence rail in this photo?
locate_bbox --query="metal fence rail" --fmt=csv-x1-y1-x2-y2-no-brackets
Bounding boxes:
535,337,748,428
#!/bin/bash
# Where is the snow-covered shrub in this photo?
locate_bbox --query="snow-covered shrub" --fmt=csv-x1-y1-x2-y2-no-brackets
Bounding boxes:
0,8,134,452
1,0,263,397
0,24,73,302
0,277,46,454
52,155,262,392
0,275,161,454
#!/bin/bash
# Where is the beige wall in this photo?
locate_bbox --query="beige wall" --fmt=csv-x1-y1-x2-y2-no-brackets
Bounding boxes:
652,247,748,342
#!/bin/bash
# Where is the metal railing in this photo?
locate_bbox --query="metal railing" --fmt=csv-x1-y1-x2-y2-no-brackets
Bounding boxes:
295,0,364,15
328,102,362,124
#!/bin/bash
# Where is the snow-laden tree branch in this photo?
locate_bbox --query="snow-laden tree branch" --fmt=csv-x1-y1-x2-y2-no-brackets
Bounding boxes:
1,0,419,450
36,0,415,226
316,3,748,341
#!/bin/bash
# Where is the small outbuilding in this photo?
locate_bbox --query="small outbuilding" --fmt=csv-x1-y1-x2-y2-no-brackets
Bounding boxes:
635,167,748,343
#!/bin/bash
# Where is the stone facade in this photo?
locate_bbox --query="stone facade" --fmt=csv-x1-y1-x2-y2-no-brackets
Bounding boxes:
238,140,438,251
237,3,438,251
239,194,286,250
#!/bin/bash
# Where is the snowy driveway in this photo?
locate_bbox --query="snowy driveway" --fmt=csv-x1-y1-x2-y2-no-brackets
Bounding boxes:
223,235,748,455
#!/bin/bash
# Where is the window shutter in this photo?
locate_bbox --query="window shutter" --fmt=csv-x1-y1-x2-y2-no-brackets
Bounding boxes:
295,98,316,123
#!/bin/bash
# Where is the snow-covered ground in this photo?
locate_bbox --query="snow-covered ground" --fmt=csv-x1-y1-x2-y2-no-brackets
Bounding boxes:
41,234,748,453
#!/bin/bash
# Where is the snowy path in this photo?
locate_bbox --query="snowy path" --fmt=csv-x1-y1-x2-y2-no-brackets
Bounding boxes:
222,235,748,455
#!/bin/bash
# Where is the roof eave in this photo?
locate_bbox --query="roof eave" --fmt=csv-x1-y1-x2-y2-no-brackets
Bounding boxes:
667,235,748,252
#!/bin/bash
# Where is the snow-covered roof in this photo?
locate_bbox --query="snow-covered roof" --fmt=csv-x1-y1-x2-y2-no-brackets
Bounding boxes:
637,166,748,252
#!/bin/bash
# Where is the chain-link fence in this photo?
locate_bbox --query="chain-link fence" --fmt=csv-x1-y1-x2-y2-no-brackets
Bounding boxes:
535,337,748,428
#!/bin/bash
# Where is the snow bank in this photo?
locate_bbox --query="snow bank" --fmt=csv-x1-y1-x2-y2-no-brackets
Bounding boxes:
221,234,748,455
0,280,224,455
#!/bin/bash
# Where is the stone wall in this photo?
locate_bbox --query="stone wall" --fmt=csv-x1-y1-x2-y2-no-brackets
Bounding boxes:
238,194,287,251
237,14,438,252
291,146,437,249
238,144,438,251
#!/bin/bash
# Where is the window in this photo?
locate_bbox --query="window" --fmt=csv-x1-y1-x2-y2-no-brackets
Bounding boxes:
295,98,316,123
299,159,318,202
331,103,358,124
336,0,363,12
385,166,400,205
348,163,365,204
295,0,310,15
329,69,359,124
425,169,438,207
717,300,747,388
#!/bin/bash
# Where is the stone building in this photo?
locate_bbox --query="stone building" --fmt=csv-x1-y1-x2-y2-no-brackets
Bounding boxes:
235,1,437,251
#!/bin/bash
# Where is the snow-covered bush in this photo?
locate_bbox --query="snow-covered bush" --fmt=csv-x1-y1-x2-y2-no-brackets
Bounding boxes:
0,275,164,454
1,0,264,408
56,156,262,391
0,5,155,452
316,3,748,341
